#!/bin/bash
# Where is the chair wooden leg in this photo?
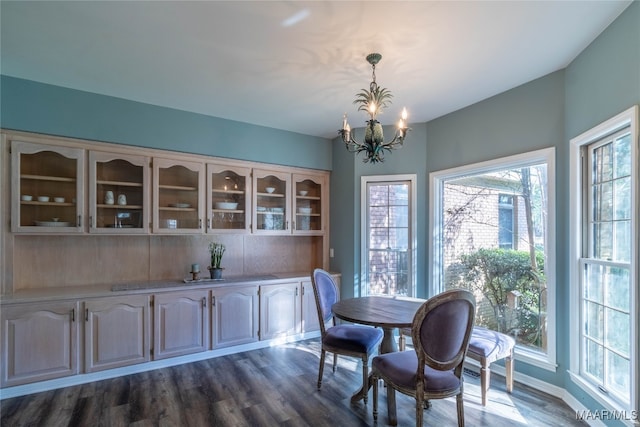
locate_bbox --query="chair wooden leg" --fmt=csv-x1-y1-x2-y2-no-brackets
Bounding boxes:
373,375,379,419
317,349,326,389
332,353,338,372
480,357,490,406
415,391,424,427
506,351,514,393
387,385,398,426
362,358,369,404
456,392,465,427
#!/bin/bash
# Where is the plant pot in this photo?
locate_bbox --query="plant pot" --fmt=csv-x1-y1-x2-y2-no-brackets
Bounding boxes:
209,267,224,280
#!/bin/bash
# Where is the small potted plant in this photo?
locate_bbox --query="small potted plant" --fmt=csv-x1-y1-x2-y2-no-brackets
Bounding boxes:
208,242,226,280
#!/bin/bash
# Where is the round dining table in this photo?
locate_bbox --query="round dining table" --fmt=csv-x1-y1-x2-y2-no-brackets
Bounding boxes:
331,295,426,403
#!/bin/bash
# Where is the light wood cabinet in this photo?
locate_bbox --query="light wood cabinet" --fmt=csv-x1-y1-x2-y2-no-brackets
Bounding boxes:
153,158,205,233
84,295,150,373
152,291,209,360
89,151,150,233
207,163,251,233
0,301,78,387
211,285,259,348
11,140,84,233
259,282,300,340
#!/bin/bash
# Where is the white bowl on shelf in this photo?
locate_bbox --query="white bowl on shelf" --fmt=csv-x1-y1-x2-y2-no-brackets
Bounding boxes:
298,190,308,196
54,197,65,203
265,187,276,194
215,202,238,210
298,207,313,214
21,195,33,201
37,196,50,202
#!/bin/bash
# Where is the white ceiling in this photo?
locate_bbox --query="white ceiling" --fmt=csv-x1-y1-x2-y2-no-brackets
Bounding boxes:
0,1,632,139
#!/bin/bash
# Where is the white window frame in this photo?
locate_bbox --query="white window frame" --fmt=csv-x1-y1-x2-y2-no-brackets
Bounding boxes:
360,174,417,297
429,148,557,371
569,105,639,418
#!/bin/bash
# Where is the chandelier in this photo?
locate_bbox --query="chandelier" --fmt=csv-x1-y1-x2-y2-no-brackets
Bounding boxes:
339,53,409,164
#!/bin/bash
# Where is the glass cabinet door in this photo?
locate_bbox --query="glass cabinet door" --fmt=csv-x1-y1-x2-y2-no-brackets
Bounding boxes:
89,151,149,233
293,173,324,234
11,141,84,233
253,169,291,234
153,158,204,234
207,164,251,233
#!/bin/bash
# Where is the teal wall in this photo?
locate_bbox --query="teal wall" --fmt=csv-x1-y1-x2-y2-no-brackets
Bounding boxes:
331,1,638,421
0,75,332,171
563,1,639,422
330,122,428,299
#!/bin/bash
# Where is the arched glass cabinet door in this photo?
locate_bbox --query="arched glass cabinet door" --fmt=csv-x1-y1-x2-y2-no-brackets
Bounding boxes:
152,158,205,234
252,169,291,234
11,140,85,233
207,164,251,233
293,173,325,235
89,151,149,233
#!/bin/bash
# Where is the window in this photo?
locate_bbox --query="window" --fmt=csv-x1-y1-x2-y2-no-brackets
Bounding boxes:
430,148,556,370
498,194,515,249
570,106,638,414
361,175,416,296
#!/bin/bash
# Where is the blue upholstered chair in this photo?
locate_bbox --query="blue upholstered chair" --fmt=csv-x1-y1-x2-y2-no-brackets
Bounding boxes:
311,268,383,403
372,289,476,426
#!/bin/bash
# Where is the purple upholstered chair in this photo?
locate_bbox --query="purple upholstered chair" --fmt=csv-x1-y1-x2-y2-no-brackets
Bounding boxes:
372,289,476,426
311,268,383,403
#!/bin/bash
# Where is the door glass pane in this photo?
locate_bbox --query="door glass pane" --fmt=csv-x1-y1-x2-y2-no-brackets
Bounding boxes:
366,181,410,296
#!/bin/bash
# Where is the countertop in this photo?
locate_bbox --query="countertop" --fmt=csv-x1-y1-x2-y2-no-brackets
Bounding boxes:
0,271,338,305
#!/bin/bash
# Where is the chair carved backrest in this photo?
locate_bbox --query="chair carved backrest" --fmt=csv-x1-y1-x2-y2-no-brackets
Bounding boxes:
311,268,339,335
412,289,476,375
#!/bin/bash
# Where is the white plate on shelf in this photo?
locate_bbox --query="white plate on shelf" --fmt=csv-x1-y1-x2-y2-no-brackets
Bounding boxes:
169,203,191,208
35,221,71,227
215,202,238,210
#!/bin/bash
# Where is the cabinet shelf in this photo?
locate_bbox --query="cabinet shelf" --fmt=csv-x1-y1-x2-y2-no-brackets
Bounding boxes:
257,211,284,216
296,195,321,200
212,209,244,214
160,206,197,212
211,189,245,195
296,213,321,217
97,180,143,187
158,184,198,191
97,204,143,210
257,192,284,198
21,174,76,183
21,201,75,207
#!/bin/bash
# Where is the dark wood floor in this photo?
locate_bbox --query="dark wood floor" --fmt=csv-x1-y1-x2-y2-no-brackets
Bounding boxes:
1,338,585,426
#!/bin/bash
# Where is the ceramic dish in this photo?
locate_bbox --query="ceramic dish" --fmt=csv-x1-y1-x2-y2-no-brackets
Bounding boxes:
169,203,191,208
54,197,65,203
265,187,276,194
215,202,238,210
37,196,50,202
298,190,308,196
21,195,33,201
256,206,266,212
35,220,71,227
298,207,313,214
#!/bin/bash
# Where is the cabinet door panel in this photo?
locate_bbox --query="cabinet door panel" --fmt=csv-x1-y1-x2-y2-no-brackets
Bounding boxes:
153,291,209,360
260,283,300,340
301,280,320,333
11,140,85,233
212,286,258,348
1,301,78,387
85,295,150,372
